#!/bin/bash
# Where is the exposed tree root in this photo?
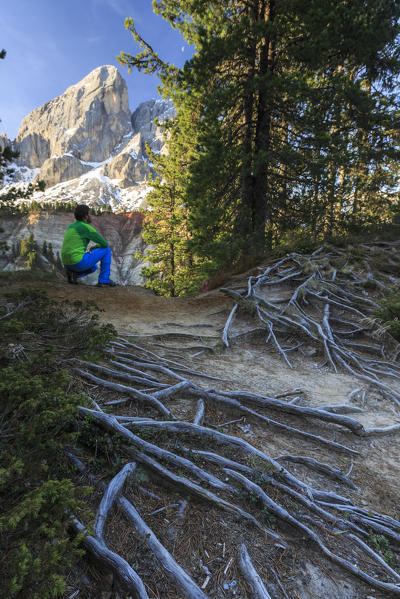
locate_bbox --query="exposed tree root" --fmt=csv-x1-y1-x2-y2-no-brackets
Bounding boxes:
69,455,209,599
72,342,400,596
237,543,272,598
71,518,149,599
226,469,400,595
221,246,400,405
94,462,137,542
70,246,400,597
276,455,359,490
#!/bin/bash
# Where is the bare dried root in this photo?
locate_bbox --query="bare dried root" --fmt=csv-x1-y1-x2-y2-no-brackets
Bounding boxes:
71,348,400,597
69,455,209,599
94,461,137,541
226,469,400,595
70,248,400,597
221,246,400,406
276,455,359,490
237,543,273,598
71,517,150,599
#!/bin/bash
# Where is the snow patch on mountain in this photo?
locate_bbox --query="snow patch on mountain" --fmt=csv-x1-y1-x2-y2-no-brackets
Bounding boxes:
3,163,40,186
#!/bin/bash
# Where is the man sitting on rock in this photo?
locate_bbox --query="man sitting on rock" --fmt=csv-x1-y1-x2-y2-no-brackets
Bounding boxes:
61,204,116,287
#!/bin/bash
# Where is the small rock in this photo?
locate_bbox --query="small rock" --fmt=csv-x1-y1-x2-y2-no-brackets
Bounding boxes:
302,345,318,357
223,581,237,590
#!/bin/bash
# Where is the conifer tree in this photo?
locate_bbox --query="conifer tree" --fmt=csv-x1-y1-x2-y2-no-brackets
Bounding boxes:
47,242,55,262
176,0,400,251
20,233,39,270
120,0,400,286
137,130,201,296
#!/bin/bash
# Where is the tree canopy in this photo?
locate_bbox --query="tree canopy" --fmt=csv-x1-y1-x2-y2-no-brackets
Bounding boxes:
119,0,400,294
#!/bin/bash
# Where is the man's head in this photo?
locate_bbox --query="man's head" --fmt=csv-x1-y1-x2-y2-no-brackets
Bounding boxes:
74,204,91,223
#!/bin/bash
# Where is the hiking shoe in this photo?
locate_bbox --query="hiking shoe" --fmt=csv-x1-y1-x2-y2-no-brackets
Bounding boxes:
66,270,78,284
96,280,117,287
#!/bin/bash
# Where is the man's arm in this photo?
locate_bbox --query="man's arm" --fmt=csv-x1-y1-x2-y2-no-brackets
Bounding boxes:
84,223,109,248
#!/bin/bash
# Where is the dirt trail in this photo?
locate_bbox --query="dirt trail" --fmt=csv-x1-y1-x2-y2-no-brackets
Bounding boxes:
26,278,400,417
36,279,399,513
42,281,231,336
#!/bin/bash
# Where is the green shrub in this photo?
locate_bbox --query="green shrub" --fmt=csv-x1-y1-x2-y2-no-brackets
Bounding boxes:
0,289,116,597
272,230,320,257
375,291,400,341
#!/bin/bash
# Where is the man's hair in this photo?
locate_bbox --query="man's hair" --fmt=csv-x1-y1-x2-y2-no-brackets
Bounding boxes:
74,204,90,221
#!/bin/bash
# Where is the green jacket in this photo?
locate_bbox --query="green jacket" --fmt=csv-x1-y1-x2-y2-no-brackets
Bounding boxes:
61,221,108,266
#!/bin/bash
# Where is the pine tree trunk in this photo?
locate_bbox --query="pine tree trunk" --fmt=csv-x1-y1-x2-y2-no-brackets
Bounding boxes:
169,241,176,297
239,5,257,243
250,0,275,254
240,98,256,241
311,174,320,240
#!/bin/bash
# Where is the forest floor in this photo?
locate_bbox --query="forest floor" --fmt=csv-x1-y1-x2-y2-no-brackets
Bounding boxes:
7,256,400,599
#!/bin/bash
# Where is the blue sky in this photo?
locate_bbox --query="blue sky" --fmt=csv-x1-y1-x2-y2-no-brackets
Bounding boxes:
0,0,191,139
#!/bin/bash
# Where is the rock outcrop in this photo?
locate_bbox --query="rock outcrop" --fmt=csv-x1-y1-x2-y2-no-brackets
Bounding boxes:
0,133,12,152
95,99,175,187
131,99,175,156
100,153,151,188
17,132,50,168
38,154,93,187
16,65,132,169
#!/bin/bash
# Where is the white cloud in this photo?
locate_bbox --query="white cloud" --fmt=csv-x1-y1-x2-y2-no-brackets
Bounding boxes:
93,0,133,19
87,36,103,44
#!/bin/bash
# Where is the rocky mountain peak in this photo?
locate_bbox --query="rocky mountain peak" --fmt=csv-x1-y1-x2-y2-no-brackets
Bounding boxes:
16,65,132,169
131,98,176,156
0,66,177,285
2,66,175,211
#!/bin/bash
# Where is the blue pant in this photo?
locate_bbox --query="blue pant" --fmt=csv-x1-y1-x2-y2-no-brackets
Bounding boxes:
66,247,112,283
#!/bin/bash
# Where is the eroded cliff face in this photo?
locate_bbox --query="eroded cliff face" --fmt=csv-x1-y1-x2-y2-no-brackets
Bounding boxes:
0,211,146,285
131,99,175,156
